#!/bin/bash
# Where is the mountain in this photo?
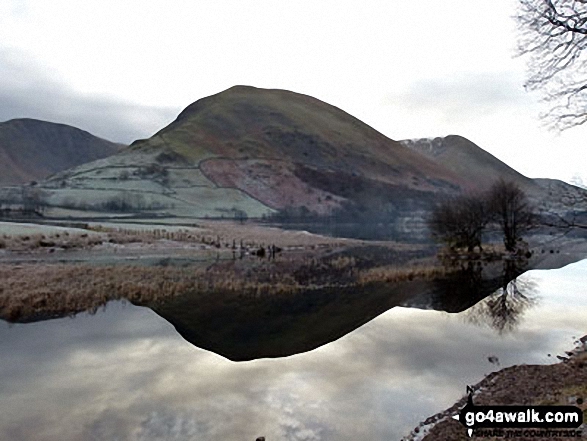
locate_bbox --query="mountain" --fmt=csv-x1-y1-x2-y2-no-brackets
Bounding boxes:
38,86,465,219
400,136,539,193
23,86,584,223
401,136,587,215
0,119,122,186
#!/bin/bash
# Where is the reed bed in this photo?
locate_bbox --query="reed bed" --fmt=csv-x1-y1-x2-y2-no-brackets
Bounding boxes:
357,264,451,284
0,254,447,322
0,262,307,321
0,231,105,251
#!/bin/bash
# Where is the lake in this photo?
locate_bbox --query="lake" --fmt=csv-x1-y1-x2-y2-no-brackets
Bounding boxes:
0,255,586,440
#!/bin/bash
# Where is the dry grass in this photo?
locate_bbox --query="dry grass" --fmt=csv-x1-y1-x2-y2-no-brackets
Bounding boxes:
0,220,364,254
0,252,446,322
0,221,442,322
357,263,452,284
0,263,286,321
196,220,359,248
0,231,105,251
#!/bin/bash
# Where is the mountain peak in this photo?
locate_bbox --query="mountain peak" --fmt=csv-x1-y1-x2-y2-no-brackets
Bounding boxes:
174,85,321,123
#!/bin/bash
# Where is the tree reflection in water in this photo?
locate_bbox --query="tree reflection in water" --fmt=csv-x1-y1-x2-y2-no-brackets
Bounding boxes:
464,259,539,334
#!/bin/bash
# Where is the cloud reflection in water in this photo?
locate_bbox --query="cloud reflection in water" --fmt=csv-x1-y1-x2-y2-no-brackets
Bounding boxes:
0,260,586,440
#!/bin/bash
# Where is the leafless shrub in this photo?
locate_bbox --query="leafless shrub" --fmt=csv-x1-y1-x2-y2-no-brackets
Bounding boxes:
488,179,534,252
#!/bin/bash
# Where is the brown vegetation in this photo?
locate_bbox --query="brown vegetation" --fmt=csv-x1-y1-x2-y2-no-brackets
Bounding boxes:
200,158,343,214
0,231,104,251
0,220,444,323
0,219,359,253
0,251,447,323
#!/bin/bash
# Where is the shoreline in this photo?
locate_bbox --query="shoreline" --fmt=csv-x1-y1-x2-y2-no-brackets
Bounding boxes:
403,338,587,441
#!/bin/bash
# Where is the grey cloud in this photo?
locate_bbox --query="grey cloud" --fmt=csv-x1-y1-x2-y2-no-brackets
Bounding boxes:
0,49,179,144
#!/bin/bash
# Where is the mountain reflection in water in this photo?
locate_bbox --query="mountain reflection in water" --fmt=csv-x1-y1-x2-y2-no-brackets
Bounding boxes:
0,253,586,441
147,256,541,361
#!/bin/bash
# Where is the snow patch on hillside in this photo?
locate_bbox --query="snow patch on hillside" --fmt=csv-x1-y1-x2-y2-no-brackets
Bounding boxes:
400,137,446,156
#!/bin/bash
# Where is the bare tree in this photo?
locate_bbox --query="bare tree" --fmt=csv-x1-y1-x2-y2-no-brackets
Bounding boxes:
489,179,534,252
516,0,587,130
429,195,489,252
466,276,539,334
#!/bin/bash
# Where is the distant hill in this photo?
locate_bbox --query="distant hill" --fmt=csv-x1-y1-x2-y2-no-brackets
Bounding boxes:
400,136,539,193
401,136,587,215
570,174,587,190
0,119,122,186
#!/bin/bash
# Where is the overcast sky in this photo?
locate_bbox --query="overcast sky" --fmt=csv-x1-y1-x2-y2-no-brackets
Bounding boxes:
0,0,585,183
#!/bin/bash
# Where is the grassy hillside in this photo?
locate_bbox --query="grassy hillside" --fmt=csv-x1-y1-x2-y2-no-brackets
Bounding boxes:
150,86,463,188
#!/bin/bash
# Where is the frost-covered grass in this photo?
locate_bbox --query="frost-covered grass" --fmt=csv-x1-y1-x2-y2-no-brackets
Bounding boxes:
45,188,179,213
88,222,204,234
166,168,215,188
69,178,166,192
173,187,272,217
40,175,272,218
44,207,127,218
57,150,160,174
0,221,96,237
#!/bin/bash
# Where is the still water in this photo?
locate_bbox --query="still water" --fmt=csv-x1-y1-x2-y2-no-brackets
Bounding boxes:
1,259,586,440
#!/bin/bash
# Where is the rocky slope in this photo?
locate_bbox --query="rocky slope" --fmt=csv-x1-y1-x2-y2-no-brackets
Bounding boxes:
404,344,587,441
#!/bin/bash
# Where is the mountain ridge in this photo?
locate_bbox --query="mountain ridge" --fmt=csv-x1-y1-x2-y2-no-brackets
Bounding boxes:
1,87,584,225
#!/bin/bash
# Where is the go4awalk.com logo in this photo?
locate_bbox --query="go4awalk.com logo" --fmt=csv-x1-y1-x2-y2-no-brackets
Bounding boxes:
452,387,583,438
